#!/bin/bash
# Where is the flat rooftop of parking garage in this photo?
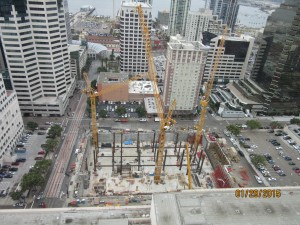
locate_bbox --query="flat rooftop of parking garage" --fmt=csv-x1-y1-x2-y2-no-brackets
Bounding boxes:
152,187,300,225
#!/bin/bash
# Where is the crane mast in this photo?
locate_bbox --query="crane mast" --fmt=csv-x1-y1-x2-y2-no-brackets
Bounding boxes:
82,72,99,172
194,26,228,152
136,4,176,184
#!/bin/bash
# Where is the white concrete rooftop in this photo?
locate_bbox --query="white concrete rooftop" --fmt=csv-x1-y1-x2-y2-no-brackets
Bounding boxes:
129,81,154,94
144,97,157,114
152,186,300,225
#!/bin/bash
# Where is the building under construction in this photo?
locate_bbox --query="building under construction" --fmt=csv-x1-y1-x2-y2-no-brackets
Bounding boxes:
67,127,248,198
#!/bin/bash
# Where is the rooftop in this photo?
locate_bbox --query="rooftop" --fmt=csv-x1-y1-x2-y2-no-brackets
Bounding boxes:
71,40,107,54
152,187,300,225
129,81,154,94
98,72,129,83
144,97,157,114
121,2,151,9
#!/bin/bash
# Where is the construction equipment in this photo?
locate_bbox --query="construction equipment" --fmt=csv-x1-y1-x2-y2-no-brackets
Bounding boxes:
82,72,141,172
137,4,176,184
194,25,228,163
186,143,192,189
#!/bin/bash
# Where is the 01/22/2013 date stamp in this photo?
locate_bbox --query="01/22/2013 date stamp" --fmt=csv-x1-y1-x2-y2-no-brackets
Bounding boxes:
235,189,281,198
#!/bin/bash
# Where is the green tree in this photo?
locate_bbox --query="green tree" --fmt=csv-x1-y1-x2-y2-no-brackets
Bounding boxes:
290,117,300,125
27,121,38,131
47,125,63,138
21,172,45,191
10,191,23,201
270,121,282,129
97,66,107,73
226,125,241,136
136,106,147,118
99,109,107,118
44,138,59,153
246,120,261,130
91,79,97,90
116,106,126,116
251,154,267,167
34,159,52,174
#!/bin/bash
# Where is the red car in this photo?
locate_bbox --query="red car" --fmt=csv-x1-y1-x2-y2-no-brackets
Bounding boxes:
35,157,43,160
38,150,45,155
11,162,20,166
295,169,300,173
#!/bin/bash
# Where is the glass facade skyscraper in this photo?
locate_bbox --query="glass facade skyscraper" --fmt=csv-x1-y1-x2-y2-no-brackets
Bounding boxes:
253,0,300,114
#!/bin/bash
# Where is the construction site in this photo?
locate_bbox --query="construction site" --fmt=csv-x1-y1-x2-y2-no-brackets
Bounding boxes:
65,4,248,205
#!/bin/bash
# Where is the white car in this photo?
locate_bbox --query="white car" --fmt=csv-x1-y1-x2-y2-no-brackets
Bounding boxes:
267,177,277,181
292,145,299,150
297,157,300,161
251,145,258,148
254,175,263,184
275,147,283,150
247,149,254,152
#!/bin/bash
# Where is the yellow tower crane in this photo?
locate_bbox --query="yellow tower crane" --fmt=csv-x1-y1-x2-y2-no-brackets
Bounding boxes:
82,72,141,172
82,72,99,172
194,26,229,156
136,4,176,184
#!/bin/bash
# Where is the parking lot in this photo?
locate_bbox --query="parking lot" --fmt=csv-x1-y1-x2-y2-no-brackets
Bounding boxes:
0,132,47,205
240,129,300,187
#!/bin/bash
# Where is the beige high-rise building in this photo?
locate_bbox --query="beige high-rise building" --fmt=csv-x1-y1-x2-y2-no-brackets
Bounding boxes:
163,35,209,114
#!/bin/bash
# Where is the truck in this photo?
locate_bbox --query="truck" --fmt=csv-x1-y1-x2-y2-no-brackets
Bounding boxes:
227,147,240,163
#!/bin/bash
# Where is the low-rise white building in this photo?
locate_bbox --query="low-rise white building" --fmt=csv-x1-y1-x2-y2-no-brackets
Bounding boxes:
0,73,24,166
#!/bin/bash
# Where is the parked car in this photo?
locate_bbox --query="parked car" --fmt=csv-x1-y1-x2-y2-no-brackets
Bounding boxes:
2,165,11,169
11,162,20,166
292,167,300,171
4,174,13,178
8,167,18,172
34,157,43,160
288,162,296,165
254,175,263,184
238,150,245,157
38,150,46,155
284,156,292,161
37,132,45,135
16,158,26,163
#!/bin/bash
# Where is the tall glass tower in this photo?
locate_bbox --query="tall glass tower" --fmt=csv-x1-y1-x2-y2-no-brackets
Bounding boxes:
168,0,191,36
253,0,300,114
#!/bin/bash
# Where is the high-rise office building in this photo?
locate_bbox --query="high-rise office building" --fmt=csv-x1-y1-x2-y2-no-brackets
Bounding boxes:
252,1,300,114
168,0,191,36
163,35,209,113
119,1,152,73
0,72,24,165
209,0,239,31
157,10,169,26
203,35,254,84
63,0,72,43
0,0,75,116
184,9,224,42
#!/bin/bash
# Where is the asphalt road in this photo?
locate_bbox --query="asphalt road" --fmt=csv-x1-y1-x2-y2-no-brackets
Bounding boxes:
44,91,87,201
